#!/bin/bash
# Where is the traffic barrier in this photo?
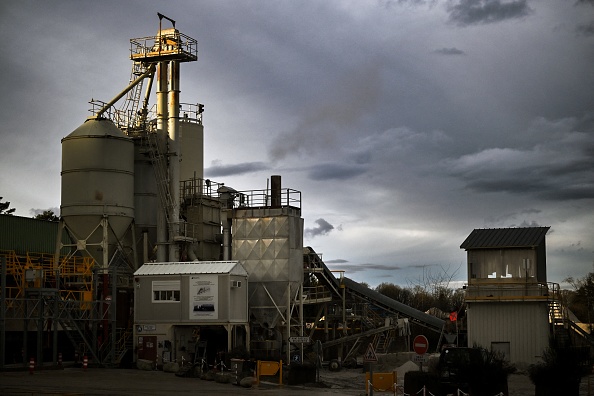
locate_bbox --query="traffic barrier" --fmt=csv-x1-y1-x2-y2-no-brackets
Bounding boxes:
58,352,63,366
365,371,397,395
83,355,88,371
29,357,35,375
256,360,283,386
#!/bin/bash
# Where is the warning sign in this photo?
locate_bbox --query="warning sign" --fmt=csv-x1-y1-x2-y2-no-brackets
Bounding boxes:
363,343,378,362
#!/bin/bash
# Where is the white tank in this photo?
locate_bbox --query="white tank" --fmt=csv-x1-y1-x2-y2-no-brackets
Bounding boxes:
61,118,134,254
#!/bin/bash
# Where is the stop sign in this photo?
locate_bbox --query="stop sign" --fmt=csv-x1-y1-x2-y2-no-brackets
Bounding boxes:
413,335,429,355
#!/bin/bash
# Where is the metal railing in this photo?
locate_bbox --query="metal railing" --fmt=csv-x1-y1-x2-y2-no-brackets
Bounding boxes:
232,188,301,210
464,281,555,301
130,30,197,63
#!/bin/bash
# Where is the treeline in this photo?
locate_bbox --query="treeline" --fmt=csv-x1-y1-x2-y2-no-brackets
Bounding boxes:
375,282,465,315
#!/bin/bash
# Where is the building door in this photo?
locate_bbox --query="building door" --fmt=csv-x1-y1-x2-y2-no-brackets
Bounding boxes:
491,341,510,361
137,336,157,361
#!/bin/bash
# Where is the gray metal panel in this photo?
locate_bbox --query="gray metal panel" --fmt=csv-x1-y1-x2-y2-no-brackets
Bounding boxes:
343,277,445,332
467,301,549,365
134,261,248,276
460,227,550,250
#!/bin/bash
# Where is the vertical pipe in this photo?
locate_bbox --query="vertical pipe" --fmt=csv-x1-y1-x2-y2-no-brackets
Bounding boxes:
143,230,149,264
286,284,291,361
52,269,59,364
37,292,43,367
156,61,168,262
271,175,281,208
111,266,117,364
0,256,6,369
168,60,181,262
299,283,304,364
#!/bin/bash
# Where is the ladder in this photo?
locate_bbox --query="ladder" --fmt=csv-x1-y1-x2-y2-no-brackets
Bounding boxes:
144,131,173,225
119,62,147,129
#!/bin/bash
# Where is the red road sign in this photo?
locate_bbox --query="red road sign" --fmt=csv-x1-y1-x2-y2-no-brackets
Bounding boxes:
413,335,429,355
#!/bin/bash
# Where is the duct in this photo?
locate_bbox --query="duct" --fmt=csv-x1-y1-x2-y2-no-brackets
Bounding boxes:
93,64,155,119
168,60,181,261
156,61,168,262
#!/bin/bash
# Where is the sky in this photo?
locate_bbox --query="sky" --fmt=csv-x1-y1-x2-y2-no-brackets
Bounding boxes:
1,0,593,289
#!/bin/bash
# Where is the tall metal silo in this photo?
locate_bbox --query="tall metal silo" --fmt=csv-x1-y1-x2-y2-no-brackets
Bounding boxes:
59,118,135,271
232,176,304,359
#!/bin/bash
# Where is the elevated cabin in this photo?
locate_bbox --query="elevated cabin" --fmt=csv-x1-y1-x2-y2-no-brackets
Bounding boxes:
133,261,249,366
460,227,552,367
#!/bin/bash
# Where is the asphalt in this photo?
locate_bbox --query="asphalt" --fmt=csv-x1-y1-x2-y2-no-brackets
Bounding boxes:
0,367,364,396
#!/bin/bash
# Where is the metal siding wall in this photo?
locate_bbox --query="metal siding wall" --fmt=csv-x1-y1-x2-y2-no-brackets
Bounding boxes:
0,215,68,254
468,301,549,365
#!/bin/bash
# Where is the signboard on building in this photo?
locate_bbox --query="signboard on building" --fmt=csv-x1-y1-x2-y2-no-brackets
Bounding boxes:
189,275,218,319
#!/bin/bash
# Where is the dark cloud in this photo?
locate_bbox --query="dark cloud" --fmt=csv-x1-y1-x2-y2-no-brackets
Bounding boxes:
447,0,532,26
325,259,349,264
576,22,594,36
307,163,368,181
434,47,466,55
305,218,335,238
325,262,402,273
205,161,270,177
444,117,594,201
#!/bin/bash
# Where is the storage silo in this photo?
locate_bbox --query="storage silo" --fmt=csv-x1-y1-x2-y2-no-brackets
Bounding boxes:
60,118,135,270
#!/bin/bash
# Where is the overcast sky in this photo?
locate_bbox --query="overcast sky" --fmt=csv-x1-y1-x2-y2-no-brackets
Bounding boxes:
1,0,593,288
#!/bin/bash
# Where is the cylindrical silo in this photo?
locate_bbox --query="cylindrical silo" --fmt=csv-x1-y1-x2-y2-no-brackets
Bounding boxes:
60,118,135,269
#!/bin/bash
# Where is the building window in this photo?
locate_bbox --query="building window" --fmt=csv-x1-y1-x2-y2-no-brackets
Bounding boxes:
152,280,180,302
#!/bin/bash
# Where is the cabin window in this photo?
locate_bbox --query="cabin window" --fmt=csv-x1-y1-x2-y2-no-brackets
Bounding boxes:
152,280,181,302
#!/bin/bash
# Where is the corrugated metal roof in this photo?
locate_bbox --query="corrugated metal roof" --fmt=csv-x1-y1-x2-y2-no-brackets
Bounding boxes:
460,227,550,250
134,261,248,276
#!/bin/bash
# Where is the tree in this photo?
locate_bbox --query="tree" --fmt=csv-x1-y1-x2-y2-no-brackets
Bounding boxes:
564,272,594,325
0,197,16,215
34,210,59,221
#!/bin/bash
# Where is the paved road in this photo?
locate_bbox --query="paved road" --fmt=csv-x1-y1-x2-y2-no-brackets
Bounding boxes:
0,368,363,396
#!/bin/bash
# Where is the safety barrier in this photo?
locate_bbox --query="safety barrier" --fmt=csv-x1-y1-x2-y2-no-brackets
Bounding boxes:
255,360,283,386
366,371,397,395
399,387,506,396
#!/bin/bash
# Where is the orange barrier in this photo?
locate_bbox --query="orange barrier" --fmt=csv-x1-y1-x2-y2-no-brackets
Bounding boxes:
365,371,397,395
83,355,88,371
256,360,283,386
29,357,35,375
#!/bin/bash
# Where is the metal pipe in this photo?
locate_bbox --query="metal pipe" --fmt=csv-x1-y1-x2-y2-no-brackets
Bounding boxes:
0,256,6,369
94,64,155,119
168,60,181,261
156,61,168,262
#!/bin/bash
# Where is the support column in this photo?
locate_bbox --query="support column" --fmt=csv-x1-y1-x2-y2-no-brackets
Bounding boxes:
168,60,181,262
156,60,168,262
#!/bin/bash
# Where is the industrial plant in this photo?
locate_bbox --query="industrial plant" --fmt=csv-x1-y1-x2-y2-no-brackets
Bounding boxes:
0,14,590,381
0,14,445,371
